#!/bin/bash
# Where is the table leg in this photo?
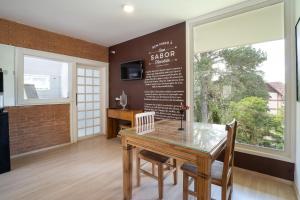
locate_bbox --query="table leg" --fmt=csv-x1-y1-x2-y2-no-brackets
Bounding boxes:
123,143,133,200
196,157,212,200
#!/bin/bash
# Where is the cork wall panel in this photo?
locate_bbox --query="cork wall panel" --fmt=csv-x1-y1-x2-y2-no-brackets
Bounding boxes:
0,18,108,62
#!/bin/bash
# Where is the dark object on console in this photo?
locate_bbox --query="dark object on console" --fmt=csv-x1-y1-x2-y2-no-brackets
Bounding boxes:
0,112,10,174
121,60,143,80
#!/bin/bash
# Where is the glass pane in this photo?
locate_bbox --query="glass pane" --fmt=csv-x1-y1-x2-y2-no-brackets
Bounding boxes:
86,111,93,119
86,94,93,102
78,94,85,102
94,110,100,117
77,86,85,93
78,120,85,129
86,127,94,135
86,102,93,110
86,77,93,85
77,68,85,76
86,69,93,77
77,103,85,111
78,111,85,120
94,94,100,102
77,77,85,85
93,78,100,85
86,119,93,127
86,86,93,93
94,126,100,134
94,118,100,126
193,40,285,150
78,128,86,137
94,102,100,109
93,86,100,93
24,56,69,99
93,70,100,77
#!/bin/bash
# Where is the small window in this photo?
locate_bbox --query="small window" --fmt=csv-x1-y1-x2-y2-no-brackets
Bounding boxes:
23,55,70,101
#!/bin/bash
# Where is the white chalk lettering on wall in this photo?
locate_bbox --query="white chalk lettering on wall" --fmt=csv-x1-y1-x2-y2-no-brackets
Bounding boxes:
144,40,184,120
148,40,178,67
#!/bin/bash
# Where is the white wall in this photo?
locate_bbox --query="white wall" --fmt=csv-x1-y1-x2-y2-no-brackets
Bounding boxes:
294,0,300,197
0,44,15,106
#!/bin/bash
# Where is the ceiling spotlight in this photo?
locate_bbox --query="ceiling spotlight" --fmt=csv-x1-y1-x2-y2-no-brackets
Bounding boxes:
123,4,134,13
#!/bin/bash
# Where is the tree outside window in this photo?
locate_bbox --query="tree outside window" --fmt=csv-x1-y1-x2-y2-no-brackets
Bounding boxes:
193,40,285,150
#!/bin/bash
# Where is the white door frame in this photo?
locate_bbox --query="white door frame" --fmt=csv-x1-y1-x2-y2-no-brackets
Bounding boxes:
71,61,108,143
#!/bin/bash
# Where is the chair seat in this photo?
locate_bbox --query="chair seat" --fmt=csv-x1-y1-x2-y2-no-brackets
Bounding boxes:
181,160,223,181
119,124,131,129
139,150,170,164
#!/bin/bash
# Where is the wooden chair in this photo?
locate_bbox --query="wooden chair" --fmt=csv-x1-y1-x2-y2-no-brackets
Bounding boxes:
136,112,177,200
181,119,237,200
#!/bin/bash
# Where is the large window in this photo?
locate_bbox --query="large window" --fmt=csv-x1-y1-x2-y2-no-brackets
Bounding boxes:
22,55,70,101
191,3,286,151
193,40,285,150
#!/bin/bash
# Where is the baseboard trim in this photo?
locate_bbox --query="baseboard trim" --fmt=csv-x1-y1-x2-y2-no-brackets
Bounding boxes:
234,166,293,185
294,183,300,200
11,143,71,159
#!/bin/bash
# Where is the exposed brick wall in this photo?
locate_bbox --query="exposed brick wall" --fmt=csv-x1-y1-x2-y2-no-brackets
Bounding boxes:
0,18,108,62
6,104,70,156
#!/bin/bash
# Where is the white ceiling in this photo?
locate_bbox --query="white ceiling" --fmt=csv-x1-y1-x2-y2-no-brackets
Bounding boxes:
0,0,246,47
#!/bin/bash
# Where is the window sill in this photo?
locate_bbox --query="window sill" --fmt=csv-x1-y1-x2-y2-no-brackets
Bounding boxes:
235,143,293,163
17,98,72,106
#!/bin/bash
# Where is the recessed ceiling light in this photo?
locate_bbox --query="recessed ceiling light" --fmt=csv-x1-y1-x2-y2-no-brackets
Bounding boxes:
123,4,134,13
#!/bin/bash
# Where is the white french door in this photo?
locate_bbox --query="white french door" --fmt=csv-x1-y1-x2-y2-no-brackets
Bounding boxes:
76,65,102,138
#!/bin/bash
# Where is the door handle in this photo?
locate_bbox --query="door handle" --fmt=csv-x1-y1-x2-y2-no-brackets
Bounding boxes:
76,93,78,106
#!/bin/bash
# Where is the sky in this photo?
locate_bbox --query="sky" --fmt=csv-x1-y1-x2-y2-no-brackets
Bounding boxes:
253,39,285,83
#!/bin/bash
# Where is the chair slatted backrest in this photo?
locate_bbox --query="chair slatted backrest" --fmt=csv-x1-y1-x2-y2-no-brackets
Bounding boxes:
135,112,155,127
222,119,237,184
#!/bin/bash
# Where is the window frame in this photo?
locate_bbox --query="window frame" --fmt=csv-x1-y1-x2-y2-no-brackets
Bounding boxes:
186,0,296,162
16,48,73,105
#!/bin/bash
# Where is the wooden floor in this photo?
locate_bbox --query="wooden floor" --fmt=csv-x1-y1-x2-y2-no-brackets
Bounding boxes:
0,136,296,200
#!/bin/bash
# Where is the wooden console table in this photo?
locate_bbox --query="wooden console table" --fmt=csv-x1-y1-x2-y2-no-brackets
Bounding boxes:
106,108,143,139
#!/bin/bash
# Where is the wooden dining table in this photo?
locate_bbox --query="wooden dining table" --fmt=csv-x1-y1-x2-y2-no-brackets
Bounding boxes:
120,119,227,200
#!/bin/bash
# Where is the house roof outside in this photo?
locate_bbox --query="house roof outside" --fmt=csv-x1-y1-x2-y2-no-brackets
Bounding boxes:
266,82,285,97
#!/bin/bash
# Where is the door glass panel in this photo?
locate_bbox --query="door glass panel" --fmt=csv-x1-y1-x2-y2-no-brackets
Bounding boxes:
78,112,85,120
77,86,85,93
76,66,102,138
77,103,85,111
78,120,85,129
94,126,100,134
93,70,100,77
86,77,93,85
86,127,94,135
78,129,85,137
94,94,100,101
86,94,93,102
93,78,100,85
94,118,100,126
77,68,85,76
78,94,85,102
86,69,93,77
77,77,85,85
86,86,93,93
94,110,100,117
86,119,93,127
93,86,100,93
86,111,93,119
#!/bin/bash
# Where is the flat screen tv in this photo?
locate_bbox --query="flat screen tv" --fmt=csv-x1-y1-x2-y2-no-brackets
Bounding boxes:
121,60,143,80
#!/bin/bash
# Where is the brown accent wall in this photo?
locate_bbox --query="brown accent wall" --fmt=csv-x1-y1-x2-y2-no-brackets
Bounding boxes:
109,22,186,110
217,151,294,181
7,104,70,156
0,18,108,62
234,152,294,181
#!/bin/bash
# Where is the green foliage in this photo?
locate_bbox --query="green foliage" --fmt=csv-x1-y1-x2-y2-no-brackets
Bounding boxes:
193,45,284,150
